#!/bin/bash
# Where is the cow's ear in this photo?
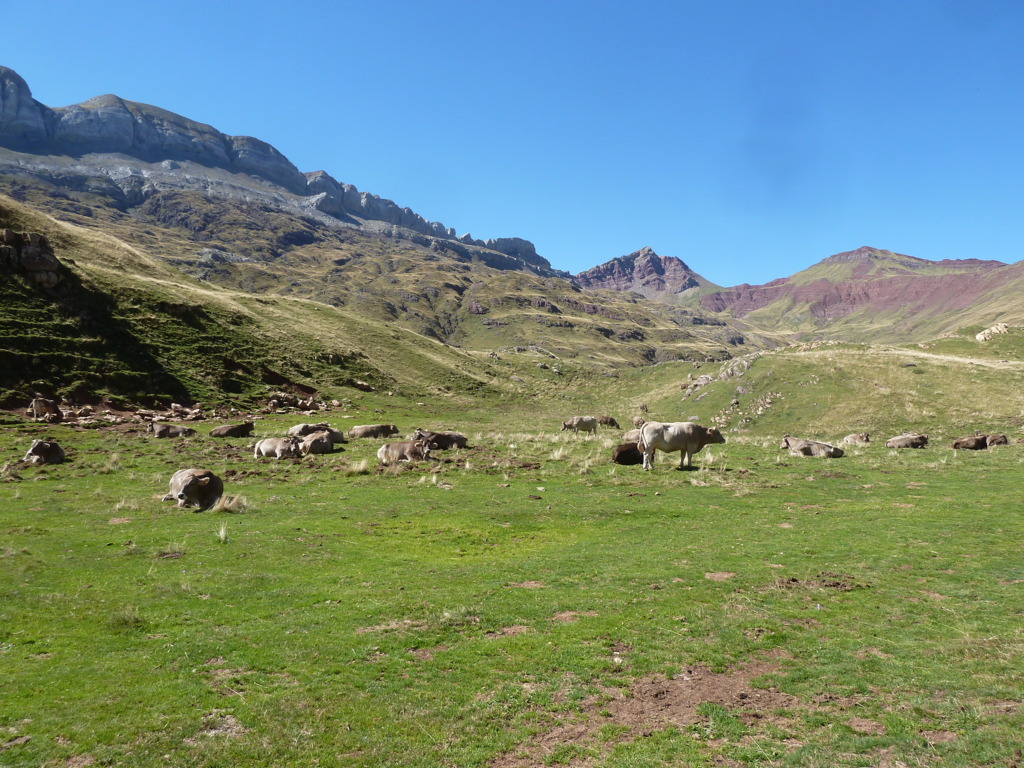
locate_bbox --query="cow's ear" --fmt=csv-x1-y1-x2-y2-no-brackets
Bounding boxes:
198,477,210,486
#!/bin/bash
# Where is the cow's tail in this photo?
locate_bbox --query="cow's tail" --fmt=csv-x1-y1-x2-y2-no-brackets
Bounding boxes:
637,424,648,452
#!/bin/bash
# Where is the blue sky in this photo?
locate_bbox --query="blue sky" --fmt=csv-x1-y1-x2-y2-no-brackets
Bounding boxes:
5,1,1024,286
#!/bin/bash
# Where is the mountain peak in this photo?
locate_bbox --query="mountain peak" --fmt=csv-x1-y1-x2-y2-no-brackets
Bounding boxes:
575,247,716,297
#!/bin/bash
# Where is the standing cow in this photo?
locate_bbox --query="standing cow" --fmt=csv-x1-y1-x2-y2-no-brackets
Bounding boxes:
640,421,726,471
561,416,598,435
597,415,621,429
28,396,62,422
162,468,223,510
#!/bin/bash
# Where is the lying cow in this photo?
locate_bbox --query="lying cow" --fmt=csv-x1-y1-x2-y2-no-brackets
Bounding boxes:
598,415,621,429
254,437,302,458
149,423,197,438
885,433,929,449
640,421,726,471
162,468,223,510
28,396,62,422
300,430,337,455
621,428,642,443
348,424,399,439
951,434,988,450
287,422,329,437
412,428,469,450
561,416,598,435
377,439,432,465
781,435,844,458
611,442,643,466
987,434,1009,446
210,421,255,438
842,432,870,445
23,439,65,465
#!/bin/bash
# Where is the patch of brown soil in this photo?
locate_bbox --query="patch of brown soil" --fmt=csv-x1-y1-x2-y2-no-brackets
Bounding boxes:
551,611,598,623
506,581,545,589
107,517,131,524
488,652,798,767
705,572,735,581
487,625,531,638
762,572,870,592
847,717,885,735
183,710,247,745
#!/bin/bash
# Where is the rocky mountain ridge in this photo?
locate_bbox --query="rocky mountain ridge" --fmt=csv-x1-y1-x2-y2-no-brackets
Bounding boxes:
0,66,552,274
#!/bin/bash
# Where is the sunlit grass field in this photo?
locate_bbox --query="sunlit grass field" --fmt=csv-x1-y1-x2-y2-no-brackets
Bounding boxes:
2,395,1022,767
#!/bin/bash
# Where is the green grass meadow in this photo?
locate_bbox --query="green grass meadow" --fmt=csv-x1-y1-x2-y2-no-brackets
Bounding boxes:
2,379,1023,767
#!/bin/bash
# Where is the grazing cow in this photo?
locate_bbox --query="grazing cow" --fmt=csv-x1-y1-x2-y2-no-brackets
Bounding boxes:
561,416,598,435
842,433,870,445
987,433,1009,446
376,439,433,465
300,430,336,455
348,424,400,439
621,428,642,443
780,435,844,458
28,396,62,422
412,428,469,450
148,423,197,438
885,433,929,449
161,468,223,510
632,416,646,428
611,442,643,466
210,422,255,438
951,434,988,450
640,421,726,471
598,415,621,429
23,439,65,465
254,437,303,458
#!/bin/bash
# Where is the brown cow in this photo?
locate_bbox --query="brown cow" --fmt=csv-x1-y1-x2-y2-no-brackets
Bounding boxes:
951,434,988,450
348,424,400,439
149,423,197,438
23,439,65,465
209,422,255,438
162,468,223,510
986,434,1009,446
611,442,643,465
377,439,432,465
412,428,469,450
598,415,621,429
885,433,929,449
781,435,844,458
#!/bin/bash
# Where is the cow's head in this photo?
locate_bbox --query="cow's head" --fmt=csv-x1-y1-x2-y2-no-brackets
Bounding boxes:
779,434,791,449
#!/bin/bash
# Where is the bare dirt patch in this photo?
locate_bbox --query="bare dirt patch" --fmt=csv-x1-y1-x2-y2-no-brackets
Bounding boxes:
489,651,801,767
183,710,247,745
108,517,131,524
761,572,870,592
551,611,598,623
355,619,429,634
486,625,531,638
506,581,545,589
705,572,736,581
847,717,885,735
